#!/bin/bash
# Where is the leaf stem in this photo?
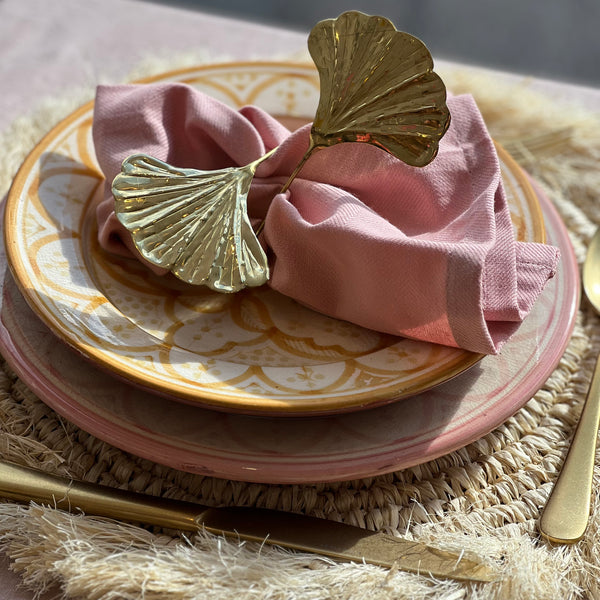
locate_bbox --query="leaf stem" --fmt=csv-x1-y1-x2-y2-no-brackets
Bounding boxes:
254,141,319,238
249,146,278,173
280,141,318,193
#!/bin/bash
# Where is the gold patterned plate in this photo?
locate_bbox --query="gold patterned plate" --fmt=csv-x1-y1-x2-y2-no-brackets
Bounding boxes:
3,62,545,415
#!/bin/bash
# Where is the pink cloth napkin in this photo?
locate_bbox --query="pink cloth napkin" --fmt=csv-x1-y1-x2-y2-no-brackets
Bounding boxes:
92,83,559,355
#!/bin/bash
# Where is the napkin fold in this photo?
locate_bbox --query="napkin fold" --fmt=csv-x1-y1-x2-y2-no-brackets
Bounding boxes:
92,83,559,355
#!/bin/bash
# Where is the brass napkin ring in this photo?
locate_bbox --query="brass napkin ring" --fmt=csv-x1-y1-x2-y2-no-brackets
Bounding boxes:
112,11,450,293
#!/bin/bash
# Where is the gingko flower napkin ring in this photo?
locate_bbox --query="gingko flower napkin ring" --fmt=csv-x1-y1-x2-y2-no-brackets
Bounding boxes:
112,11,450,293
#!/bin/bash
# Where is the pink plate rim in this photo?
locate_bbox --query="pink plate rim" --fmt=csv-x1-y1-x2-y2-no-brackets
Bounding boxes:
0,183,579,483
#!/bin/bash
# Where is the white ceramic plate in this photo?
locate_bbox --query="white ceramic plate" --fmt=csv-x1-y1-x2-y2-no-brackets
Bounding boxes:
3,62,545,415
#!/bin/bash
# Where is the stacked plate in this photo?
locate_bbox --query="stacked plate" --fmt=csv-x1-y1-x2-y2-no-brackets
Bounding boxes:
0,63,578,483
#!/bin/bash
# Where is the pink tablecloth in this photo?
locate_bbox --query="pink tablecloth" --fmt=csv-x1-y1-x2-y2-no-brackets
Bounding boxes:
0,1,598,598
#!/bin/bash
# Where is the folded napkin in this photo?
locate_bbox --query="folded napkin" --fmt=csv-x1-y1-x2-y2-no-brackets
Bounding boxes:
92,83,559,355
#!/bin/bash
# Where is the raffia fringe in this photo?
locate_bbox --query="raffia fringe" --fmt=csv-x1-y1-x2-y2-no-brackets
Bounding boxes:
1,52,600,600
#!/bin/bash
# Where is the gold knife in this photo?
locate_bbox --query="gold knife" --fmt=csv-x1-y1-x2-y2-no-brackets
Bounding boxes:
0,460,496,582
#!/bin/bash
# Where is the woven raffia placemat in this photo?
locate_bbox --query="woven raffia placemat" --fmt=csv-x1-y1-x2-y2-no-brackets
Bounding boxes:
0,60,599,599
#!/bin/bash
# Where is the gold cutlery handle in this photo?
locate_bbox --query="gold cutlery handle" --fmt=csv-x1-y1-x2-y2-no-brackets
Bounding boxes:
0,460,496,581
539,353,600,543
0,460,202,531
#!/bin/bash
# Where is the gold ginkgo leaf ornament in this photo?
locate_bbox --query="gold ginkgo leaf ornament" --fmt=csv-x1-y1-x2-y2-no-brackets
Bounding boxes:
112,153,272,293
112,11,451,293
307,11,450,168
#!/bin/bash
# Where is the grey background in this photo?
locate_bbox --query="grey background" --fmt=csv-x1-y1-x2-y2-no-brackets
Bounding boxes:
143,0,600,87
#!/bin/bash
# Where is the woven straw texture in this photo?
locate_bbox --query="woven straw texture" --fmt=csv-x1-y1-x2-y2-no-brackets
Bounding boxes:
0,61,600,599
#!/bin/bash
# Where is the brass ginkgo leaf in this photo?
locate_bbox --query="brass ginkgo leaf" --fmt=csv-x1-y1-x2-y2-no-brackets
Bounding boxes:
306,11,450,168
112,154,270,293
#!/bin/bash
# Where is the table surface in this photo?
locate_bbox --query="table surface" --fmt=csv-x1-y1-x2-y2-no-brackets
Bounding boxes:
0,0,598,598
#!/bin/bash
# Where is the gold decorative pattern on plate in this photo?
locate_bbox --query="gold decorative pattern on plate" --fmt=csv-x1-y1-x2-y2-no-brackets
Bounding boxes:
4,62,544,415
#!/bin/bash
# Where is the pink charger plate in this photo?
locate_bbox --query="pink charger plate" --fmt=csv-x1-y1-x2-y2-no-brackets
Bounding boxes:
0,184,579,484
